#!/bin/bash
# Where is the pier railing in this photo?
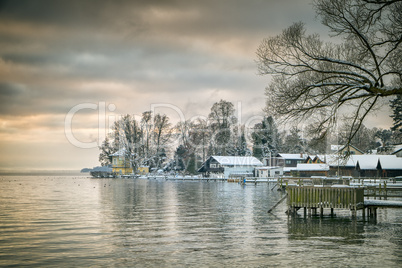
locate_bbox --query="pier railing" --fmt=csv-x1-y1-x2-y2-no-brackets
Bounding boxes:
287,186,364,211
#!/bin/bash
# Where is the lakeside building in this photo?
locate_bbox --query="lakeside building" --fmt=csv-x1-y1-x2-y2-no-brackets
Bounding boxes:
255,166,283,178
198,156,263,178
137,166,149,175
294,163,330,177
266,153,308,175
268,153,308,167
110,149,133,175
333,144,364,155
312,154,402,178
265,147,402,178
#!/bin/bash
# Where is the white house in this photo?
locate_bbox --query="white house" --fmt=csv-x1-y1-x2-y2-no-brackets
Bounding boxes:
198,156,263,178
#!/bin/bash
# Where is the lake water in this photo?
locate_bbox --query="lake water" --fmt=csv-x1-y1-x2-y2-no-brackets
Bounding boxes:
0,176,401,267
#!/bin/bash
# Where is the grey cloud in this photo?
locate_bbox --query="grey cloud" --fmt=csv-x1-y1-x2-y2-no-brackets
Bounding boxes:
0,82,26,96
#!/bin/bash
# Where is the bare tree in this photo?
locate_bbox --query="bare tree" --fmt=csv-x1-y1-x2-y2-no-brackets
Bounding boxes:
140,111,153,159
208,99,237,155
256,0,402,147
153,113,172,168
189,118,210,163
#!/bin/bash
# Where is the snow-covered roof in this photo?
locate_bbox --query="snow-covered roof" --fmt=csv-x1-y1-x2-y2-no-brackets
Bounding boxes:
378,157,402,170
283,167,297,172
326,154,398,169
357,155,397,170
335,144,364,154
276,153,308,160
297,163,329,171
355,155,392,170
326,154,397,170
211,156,263,166
392,144,402,155
314,155,326,162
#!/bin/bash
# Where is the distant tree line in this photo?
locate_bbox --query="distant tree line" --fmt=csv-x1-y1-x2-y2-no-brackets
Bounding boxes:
99,99,402,174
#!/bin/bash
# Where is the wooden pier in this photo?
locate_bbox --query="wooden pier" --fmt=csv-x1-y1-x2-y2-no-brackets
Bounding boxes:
286,186,402,220
287,186,365,218
363,200,402,219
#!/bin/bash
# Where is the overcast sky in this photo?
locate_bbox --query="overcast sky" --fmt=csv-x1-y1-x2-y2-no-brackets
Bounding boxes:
0,0,394,171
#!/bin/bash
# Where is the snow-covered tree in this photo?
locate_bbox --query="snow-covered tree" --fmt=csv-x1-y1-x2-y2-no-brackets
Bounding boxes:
251,116,281,159
98,136,114,166
140,111,153,160
282,127,305,154
228,125,249,156
98,112,173,173
188,118,210,169
256,0,402,149
152,113,172,169
338,123,378,153
208,100,237,155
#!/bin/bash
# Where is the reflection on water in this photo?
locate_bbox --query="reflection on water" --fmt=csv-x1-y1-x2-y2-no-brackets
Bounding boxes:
0,176,401,267
288,216,365,242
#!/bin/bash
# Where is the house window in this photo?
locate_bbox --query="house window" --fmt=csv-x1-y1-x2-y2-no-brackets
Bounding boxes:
275,171,280,175
210,164,216,168
113,158,117,165
285,160,292,165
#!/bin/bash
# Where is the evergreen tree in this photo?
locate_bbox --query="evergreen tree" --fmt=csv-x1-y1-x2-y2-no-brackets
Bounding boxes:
390,95,402,132
98,136,114,166
173,145,186,171
375,129,393,153
282,127,304,154
251,116,281,159
185,153,196,174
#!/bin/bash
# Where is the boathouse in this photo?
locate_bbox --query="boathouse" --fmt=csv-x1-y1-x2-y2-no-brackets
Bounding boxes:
377,157,402,177
294,163,329,177
268,153,308,175
198,156,263,178
270,153,308,167
317,154,402,178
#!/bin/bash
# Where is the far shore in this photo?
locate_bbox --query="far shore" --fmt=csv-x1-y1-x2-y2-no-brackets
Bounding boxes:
0,170,84,176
